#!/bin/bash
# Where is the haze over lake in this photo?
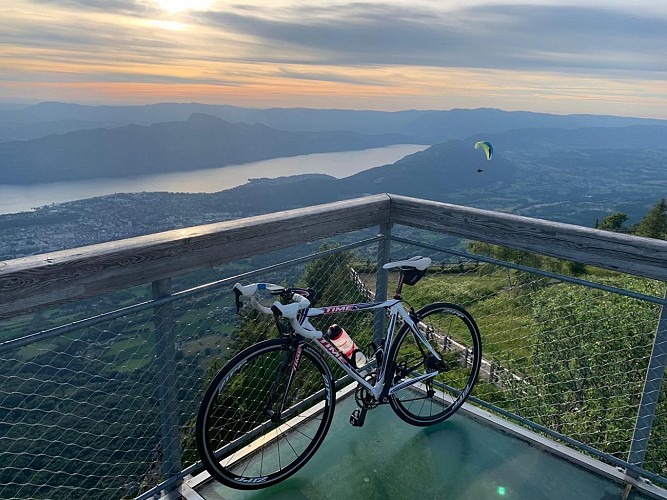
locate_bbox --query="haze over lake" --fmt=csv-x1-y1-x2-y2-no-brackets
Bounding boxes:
0,144,427,215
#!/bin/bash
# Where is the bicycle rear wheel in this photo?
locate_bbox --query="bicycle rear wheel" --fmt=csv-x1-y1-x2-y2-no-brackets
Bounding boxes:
195,338,335,489
387,302,481,426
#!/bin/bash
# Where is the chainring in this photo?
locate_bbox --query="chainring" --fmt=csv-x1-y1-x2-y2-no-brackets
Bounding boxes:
354,376,379,410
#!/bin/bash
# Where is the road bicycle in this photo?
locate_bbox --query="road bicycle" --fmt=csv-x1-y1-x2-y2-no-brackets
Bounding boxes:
195,256,482,489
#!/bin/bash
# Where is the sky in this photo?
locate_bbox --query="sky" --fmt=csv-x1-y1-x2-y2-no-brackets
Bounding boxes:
1,0,666,118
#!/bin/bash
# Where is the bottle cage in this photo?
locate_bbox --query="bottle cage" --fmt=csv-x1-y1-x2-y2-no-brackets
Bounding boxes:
401,268,427,286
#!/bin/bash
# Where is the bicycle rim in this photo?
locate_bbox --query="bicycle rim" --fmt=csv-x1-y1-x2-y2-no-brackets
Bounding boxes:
388,303,481,426
195,338,335,489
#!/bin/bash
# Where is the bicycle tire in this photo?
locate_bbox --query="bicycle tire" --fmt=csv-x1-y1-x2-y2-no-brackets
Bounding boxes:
195,338,335,489
387,302,481,426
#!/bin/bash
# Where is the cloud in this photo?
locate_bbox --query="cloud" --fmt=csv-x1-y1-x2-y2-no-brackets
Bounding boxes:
1,1,665,116
196,2,667,75
276,68,392,87
1,3,232,83
6,1,666,79
32,0,155,16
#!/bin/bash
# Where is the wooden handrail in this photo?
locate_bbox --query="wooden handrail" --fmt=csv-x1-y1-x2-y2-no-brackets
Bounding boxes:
390,194,667,282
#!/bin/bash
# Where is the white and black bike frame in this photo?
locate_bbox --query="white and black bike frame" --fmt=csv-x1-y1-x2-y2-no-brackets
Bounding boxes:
234,282,443,404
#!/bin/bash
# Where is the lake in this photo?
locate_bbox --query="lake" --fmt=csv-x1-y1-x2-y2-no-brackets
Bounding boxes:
0,144,427,215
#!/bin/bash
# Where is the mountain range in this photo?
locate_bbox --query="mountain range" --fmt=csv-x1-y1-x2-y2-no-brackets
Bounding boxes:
1,115,666,261
185,127,666,227
1,102,666,185
0,102,665,230
1,102,664,143
0,113,412,184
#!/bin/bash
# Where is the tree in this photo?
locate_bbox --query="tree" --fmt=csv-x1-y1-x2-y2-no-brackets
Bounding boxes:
299,243,360,306
595,212,628,232
299,244,374,353
467,241,583,287
635,198,667,239
564,260,587,276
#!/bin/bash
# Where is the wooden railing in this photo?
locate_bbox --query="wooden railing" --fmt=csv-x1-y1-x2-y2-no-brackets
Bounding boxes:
3,193,666,320
389,195,667,281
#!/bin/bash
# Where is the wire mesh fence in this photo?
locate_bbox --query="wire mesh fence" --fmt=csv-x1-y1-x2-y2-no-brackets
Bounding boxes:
1,310,163,499
0,240,379,499
388,234,666,479
1,231,666,498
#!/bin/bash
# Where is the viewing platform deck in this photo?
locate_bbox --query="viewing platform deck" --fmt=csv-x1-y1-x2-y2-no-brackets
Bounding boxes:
1,194,666,500
191,395,658,500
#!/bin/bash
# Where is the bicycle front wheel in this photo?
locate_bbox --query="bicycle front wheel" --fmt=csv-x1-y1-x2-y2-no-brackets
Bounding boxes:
387,302,481,426
195,338,335,489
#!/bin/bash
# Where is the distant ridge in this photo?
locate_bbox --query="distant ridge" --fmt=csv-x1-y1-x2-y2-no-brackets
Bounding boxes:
198,126,667,221
1,125,665,242
477,124,667,151
397,108,667,143
1,102,664,143
207,140,518,212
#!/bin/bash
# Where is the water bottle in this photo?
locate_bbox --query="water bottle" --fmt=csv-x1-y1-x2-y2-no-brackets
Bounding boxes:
327,324,367,369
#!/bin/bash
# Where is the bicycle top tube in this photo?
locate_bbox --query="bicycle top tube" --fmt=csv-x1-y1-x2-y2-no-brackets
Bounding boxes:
306,298,400,318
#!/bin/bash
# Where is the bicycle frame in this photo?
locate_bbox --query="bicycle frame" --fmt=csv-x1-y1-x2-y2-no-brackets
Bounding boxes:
197,257,480,489
299,297,443,401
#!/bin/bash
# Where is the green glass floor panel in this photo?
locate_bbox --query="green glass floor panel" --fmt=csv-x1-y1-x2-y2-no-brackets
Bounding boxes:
198,395,646,500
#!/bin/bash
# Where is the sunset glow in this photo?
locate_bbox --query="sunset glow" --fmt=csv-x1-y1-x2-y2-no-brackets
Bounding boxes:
0,0,665,117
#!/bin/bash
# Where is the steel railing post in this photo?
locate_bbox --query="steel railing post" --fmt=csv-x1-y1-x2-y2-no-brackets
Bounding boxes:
626,289,667,476
374,222,392,345
152,278,182,482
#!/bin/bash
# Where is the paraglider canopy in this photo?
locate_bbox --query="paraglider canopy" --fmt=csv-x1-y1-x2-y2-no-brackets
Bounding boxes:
474,141,493,160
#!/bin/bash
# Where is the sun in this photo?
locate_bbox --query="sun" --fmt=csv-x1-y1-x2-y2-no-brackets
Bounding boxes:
153,0,215,14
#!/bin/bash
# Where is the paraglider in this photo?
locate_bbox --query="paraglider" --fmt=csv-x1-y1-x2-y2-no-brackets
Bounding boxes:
476,168,484,173
474,140,493,160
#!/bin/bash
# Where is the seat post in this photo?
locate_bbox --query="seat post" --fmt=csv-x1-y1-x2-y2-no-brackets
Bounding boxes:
393,272,406,299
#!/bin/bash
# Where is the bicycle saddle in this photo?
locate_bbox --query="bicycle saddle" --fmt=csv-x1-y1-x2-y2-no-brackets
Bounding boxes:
382,256,432,271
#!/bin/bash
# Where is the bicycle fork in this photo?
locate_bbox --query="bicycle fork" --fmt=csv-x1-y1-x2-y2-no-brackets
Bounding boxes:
263,342,304,422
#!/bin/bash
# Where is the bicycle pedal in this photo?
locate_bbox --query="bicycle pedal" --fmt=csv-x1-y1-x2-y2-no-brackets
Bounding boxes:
349,408,367,427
